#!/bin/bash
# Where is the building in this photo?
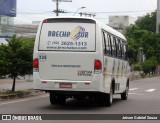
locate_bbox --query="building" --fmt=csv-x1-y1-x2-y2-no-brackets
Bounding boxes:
0,16,14,44
13,21,40,38
109,16,136,34
14,24,38,38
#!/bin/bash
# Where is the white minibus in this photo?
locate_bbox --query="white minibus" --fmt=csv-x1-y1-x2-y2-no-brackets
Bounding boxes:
33,17,130,107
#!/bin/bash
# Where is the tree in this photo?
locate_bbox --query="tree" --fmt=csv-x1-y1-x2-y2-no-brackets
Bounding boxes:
141,32,160,63
141,57,158,75
0,35,34,91
135,11,156,33
125,11,160,64
125,25,149,62
141,59,152,75
0,45,8,77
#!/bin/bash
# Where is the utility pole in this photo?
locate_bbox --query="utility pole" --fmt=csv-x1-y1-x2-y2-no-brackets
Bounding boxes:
52,0,72,16
56,0,59,16
156,0,160,33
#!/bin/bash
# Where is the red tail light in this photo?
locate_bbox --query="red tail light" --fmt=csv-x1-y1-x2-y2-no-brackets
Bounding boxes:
33,58,39,68
43,19,48,23
94,60,102,73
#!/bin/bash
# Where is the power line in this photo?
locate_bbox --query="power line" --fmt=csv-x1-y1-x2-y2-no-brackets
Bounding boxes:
16,9,155,15
73,0,93,13
93,10,155,14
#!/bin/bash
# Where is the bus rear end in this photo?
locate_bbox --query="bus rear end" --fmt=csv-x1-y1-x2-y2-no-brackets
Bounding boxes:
33,18,104,104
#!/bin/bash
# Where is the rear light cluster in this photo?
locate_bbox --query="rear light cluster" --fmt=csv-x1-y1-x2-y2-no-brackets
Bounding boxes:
43,19,48,23
33,58,39,69
94,59,102,73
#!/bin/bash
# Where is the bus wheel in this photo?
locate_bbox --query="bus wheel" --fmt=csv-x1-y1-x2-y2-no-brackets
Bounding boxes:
105,87,113,107
97,87,113,107
121,83,129,100
50,92,66,105
57,95,66,105
50,92,57,105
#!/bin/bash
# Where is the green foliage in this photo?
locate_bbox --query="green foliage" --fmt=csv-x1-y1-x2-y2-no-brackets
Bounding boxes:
133,63,142,71
141,59,152,75
0,35,34,91
0,45,7,76
141,57,158,75
126,25,148,62
125,11,160,64
135,12,156,33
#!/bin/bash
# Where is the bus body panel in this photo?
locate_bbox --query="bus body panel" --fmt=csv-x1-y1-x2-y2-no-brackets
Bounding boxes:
39,52,95,81
33,17,130,96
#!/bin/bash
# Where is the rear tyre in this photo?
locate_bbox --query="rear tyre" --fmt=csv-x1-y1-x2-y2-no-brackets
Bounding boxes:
105,87,113,107
57,95,66,105
50,92,57,105
121,83,129,100
97,87,113,107
50,92,66,105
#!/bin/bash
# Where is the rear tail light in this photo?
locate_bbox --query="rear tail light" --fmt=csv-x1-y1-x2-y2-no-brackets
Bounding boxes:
94,59,102,73
43,19,48,23
33,58,39,68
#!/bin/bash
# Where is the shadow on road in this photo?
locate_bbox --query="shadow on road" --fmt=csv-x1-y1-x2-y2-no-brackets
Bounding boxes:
38,97,124,111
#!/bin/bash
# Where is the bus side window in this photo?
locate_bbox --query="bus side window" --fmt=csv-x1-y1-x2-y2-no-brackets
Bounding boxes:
123,43,127,60
102,31,106,54
106,34,112,56
121,42,125,59
112,37,117,57
117,39,122,58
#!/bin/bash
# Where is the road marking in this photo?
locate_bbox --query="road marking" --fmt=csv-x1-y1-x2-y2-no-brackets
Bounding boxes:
0,94,49,106
145,89,156,92
129,93,144,95
129,88,138,91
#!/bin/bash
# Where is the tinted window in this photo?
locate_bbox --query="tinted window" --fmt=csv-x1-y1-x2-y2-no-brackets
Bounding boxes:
106,34,112,56
117,39,122,58
102,31,106,54
111,37,117,56
122,42,127,60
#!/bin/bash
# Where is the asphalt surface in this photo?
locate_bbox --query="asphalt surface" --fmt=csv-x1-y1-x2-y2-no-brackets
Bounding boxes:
0,76,160,123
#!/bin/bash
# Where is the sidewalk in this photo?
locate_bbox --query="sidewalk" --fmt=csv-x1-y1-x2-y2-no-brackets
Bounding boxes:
0,79,46,101
0,79,33,91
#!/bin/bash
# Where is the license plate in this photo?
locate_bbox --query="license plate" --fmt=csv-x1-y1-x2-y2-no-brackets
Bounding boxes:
59,83,72,88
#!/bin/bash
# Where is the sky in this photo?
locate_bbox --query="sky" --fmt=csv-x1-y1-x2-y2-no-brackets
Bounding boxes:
15,0,157,24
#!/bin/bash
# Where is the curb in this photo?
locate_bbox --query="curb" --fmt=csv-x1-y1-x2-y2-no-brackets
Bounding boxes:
130,74,160,81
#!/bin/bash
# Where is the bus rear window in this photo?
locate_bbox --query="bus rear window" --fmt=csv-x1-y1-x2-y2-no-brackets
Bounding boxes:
39,19,96,52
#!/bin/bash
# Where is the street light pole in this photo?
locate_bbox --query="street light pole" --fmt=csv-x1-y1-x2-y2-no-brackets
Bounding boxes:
156,0,160,33
73,7,86,16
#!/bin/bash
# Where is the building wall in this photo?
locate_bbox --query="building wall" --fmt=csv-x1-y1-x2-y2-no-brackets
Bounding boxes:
14,24,38,38
0,16,14,44
109,16,136,34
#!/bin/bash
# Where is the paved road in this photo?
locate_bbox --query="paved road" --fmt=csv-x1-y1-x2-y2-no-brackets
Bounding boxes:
0,76,160,123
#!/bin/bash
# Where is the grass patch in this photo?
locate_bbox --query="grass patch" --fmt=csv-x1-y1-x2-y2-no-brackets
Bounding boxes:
0,90,32,98
0,89,44,100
